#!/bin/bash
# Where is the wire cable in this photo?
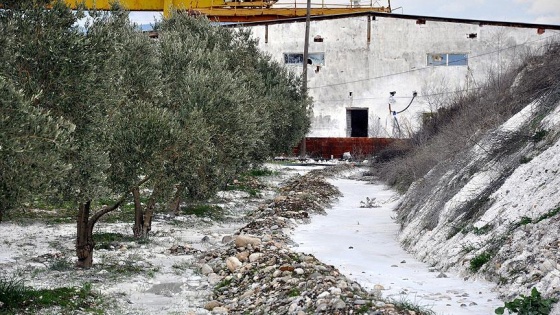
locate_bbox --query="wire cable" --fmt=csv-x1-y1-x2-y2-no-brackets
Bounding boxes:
317,86,484,103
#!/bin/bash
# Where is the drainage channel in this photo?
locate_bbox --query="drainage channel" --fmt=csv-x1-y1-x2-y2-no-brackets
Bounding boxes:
289,177,503,315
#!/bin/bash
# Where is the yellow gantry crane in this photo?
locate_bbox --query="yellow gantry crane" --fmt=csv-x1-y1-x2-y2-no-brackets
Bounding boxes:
63,0,391,22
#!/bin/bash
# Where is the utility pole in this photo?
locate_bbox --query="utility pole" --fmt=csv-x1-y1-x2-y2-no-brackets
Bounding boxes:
300,0,311,158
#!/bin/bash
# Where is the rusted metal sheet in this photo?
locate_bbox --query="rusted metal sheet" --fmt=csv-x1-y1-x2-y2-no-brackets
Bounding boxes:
293,137,396,160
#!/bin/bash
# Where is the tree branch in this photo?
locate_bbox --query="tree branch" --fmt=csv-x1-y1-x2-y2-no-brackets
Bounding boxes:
90,175,152,225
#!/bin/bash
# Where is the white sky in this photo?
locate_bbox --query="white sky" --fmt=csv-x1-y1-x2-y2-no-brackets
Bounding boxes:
390,0,560,25
127,0,560,25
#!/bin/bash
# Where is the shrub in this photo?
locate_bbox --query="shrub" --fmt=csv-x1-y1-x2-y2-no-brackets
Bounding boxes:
532,130,548,143
495,287,557,315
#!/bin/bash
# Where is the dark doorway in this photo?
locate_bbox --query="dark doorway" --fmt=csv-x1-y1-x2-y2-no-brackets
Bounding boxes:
348,109,368,137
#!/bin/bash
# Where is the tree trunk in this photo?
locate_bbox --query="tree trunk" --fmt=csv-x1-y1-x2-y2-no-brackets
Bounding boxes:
132,186,144,238
76,195,128,268
142,194,156,236
169,185,184,215
76,201,94,268
133,186,157,238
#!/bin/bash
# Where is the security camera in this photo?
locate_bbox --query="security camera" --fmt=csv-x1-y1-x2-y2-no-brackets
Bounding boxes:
389,91,396,96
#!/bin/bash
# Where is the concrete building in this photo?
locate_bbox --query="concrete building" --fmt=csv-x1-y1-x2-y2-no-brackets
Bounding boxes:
238,13,560,144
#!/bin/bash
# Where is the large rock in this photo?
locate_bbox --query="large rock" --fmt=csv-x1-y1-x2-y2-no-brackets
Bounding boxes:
226,256,242,272
249,253,263,262
201,264,213,275
234,235,261,248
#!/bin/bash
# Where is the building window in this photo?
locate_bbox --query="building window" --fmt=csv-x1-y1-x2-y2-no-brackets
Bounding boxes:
283,52,325,66
427,53,468,66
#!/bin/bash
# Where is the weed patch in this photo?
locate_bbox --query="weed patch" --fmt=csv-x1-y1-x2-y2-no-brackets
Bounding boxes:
248,167,277,177
288,288,300,297
215,278,233,292
226,168,269,197
469,251,492,272
535,206,560,224
49,258,74,271
94,232,137,250
355,302,374,314
511,207,560,230
0,276,106,314
462,223,493,235
390,295,436,315
99,260,157,279
532,129,548,143
181,204,224,221
472,224,493,235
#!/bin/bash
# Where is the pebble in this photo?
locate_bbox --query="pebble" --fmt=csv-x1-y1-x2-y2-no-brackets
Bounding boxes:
221,235,233,244
204,300,222,310
212,306,228,313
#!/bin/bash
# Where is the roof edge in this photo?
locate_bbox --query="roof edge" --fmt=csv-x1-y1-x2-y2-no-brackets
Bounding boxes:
222,11,560,30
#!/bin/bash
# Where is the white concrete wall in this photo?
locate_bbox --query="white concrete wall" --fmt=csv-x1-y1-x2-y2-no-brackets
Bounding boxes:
242,16,547,137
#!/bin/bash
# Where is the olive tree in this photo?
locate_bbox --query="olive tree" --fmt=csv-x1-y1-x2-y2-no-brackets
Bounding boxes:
158,15,311,214
1,3,311,266
0,1,130,267
156,16,265,213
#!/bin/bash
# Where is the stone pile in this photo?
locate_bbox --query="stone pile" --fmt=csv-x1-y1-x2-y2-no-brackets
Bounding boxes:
198,166,415,315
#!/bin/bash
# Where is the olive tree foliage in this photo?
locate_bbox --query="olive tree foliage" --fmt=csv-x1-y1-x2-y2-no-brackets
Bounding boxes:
0,1,115,205
256,56,311,155
0,76,74,222
0,0,111,226
157,18,261,211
